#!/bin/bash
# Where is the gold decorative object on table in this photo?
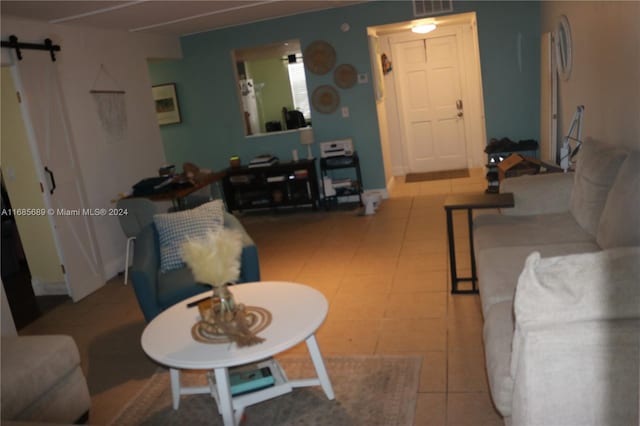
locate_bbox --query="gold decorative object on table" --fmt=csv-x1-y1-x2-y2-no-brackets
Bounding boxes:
182,229,269,347
191,297,272,345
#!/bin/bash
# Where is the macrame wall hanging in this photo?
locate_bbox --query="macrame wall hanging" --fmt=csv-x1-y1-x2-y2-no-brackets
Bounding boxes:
90,64,127,145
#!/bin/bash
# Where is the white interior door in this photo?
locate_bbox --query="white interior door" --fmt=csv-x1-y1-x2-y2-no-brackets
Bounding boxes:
392,30,468,173
12,57,104,302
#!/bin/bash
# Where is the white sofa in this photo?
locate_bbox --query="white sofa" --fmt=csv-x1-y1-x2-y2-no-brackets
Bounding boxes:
1,335,91,424
473,139,640,426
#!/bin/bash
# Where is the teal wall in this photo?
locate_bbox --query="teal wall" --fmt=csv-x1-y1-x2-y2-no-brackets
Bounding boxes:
149,1,540,190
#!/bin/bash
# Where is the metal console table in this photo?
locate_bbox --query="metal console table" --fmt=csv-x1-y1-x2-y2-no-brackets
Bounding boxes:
444,193,514,294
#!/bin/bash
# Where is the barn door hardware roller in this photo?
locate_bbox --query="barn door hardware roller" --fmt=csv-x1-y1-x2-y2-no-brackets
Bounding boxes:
0,35,61,61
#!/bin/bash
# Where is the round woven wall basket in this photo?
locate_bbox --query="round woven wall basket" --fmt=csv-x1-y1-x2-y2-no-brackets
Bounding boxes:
334,64,357,89
304,40,337,75
311,85,340,114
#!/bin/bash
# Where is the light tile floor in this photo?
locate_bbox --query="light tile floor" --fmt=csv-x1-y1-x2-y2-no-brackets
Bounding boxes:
19,168,503,425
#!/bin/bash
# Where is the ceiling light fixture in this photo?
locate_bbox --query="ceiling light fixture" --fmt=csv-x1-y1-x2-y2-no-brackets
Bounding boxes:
412,23,437,34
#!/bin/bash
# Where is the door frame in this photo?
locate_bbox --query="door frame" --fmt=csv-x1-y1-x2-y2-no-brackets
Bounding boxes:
373,12,486,177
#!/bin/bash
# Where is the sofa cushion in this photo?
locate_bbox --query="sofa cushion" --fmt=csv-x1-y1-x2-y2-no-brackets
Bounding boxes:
500,172,575,216
483,300,514,417
569,139,627,237
596,150,640,249
476,242,599,316
514,247,640,327
153,200,224,273
474,212,593,252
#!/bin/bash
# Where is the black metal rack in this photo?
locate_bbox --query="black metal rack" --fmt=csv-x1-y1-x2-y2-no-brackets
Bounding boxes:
320,153,363,209
222,159,320,212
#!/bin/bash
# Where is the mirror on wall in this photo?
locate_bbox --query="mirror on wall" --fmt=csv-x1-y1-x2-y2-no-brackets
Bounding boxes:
233,39,312,136
555,15,573,81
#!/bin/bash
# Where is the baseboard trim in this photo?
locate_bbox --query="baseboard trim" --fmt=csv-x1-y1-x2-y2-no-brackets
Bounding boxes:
363,188,389,199
103,257,124,282
392,166,406,176
32,279,68,296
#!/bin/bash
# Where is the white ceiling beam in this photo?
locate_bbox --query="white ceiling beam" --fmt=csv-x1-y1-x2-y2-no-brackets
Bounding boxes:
129,0,281,33
50,1,150,24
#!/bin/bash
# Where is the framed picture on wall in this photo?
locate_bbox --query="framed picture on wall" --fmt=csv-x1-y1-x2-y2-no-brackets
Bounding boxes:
152,83,182,125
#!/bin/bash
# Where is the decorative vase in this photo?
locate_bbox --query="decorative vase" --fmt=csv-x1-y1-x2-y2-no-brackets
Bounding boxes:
192,284,270,346
197,284,237,334
213,284,236,322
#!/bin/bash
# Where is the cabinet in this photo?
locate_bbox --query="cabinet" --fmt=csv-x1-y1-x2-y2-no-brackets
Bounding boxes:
222,159,320,212
320,153,363,208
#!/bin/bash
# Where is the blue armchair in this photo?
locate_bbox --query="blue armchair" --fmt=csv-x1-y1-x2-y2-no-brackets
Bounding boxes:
129,212,260,322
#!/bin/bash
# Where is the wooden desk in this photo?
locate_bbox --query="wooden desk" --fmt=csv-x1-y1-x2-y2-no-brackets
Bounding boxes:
127,171,226,210
444,193,514,294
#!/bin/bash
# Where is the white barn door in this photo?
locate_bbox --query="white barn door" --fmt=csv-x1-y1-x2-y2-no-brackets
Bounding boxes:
13,56,104,301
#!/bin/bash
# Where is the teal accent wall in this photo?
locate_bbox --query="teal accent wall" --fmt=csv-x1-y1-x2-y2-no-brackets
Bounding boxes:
149,1,540,190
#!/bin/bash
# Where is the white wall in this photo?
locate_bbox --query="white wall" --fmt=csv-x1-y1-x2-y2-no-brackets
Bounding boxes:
378,34,407,177
1,281,17,337
541,2,640,150
1,16,182,282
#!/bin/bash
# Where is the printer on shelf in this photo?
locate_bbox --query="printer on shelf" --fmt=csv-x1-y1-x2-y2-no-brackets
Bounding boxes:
320,139,354,158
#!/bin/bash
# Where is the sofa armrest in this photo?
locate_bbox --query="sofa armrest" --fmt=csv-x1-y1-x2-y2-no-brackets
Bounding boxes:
130,224,161,322
510,247,640,425
511,319,639,426
1,335,90,423
500,173,574,216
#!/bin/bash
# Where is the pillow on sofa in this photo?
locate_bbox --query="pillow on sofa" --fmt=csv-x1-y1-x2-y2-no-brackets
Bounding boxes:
596,150,640,249
569,139,627,236
514,247,640,327
153,200,224,273
511,247,640,426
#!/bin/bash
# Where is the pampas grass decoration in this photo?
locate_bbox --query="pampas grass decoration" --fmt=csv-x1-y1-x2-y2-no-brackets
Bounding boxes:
181,229,243,287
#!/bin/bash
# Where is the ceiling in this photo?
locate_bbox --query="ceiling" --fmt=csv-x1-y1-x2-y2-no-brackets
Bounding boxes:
1,0,367,37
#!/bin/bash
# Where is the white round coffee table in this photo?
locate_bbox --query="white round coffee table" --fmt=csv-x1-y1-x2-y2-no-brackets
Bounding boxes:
141,281,334,426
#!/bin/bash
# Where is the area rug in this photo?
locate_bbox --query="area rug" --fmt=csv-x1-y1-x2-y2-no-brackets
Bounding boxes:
405,168,470,182
109,355,421,426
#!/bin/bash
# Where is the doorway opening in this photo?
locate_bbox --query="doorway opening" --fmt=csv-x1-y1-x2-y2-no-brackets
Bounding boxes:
1,174,69,330
368,12,486,187
1,66,72,330
2,56,105,307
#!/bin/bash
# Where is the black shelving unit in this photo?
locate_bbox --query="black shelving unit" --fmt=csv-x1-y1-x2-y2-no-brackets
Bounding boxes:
485,148,540,193
485,153,502,193
222,159,320,212
320,153,363,209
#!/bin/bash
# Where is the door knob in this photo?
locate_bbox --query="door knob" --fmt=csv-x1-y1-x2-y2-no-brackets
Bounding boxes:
457,112,463,117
